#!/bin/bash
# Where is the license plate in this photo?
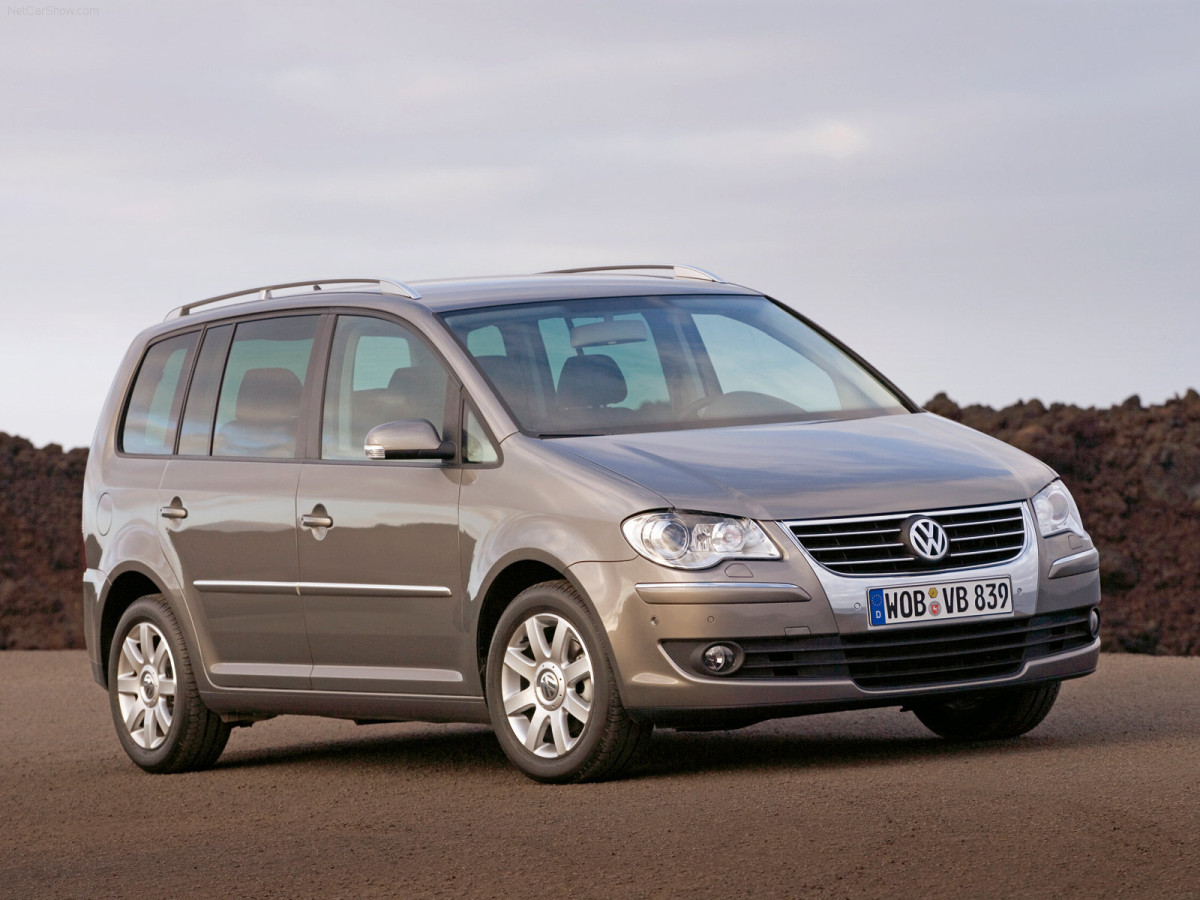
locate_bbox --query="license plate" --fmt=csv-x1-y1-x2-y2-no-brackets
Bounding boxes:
867,576,1013,627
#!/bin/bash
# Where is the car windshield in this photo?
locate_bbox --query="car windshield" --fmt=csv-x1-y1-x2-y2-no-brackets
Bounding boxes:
441,293,908,436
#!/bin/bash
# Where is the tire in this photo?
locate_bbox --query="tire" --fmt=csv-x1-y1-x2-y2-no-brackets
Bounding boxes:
911,682,1061,741
485,580,650,783
108,595,231,773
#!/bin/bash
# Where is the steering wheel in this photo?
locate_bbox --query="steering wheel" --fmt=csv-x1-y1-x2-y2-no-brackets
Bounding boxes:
682,391,806,420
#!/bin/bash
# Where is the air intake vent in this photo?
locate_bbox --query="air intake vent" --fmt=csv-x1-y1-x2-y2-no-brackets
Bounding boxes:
661,607,1096,690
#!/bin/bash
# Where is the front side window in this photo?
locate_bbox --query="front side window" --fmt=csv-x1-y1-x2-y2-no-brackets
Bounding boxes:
211,316,318,459
321,316,451,461
442,294,907,436
120,331,198,454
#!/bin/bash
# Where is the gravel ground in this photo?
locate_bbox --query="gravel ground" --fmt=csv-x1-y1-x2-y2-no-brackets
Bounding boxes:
1,651,1197,899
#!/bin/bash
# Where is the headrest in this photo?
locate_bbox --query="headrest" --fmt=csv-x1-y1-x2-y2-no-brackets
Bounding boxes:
235,368,303,423
557,354,627,408
387,365,433,395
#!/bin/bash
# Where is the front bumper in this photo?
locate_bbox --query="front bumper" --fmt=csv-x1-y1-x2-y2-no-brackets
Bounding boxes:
571,515,1101,725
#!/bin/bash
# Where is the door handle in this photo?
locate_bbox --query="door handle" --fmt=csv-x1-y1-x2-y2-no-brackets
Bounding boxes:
159,500,188,520
301,504,333,540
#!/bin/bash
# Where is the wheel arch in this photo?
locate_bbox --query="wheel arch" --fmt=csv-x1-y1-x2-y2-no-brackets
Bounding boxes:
472,555,598,689
98,568,169,688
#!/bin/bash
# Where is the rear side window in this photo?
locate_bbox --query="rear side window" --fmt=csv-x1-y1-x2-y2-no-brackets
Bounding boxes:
211,316,319,459
177,324,233,456
120,332,199,455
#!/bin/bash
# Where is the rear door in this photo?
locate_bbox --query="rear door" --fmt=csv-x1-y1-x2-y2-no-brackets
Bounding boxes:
158,314,322,690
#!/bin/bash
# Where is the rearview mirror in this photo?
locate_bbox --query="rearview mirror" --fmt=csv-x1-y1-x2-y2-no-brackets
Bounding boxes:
364,420,456,461
569,319,648,348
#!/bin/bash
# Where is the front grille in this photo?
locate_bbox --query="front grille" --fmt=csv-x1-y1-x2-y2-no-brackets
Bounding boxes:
662,607,1095,690
787,504,1027,576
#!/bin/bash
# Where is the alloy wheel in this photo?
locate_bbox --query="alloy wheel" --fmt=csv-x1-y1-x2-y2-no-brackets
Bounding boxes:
500,612,594,758
114,621,177,750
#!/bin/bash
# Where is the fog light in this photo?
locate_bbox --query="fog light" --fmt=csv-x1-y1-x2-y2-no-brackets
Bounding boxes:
701,643,741,675
1089,608,1101,638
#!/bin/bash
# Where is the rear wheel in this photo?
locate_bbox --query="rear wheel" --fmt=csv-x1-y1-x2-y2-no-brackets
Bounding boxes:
912,682,1061,740
108,595,230,773
485,580,650,782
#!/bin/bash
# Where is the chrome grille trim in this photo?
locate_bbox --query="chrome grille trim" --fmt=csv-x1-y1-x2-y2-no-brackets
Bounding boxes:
784,503,1029,576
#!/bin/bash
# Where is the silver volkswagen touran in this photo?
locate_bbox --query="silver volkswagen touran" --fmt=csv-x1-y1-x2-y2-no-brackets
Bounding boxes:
82,266,1101,782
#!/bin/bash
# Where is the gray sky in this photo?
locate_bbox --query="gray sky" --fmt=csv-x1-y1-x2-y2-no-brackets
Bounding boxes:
3,0,1197,449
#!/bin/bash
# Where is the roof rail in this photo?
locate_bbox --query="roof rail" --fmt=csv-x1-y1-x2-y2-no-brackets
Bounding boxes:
165,277,422,320
541,264,724,283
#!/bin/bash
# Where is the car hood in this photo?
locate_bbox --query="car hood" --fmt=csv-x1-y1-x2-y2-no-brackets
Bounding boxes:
553,412,1055,520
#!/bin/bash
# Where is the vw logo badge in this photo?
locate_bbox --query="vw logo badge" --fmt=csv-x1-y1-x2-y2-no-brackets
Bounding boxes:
140,670,157,702
901,516,949,563
537,670,560,703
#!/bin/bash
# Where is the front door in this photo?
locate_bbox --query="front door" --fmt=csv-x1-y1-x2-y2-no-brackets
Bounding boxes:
297,314,468,695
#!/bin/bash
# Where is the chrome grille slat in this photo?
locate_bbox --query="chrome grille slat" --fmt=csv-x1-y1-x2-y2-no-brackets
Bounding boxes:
804,526,903,539
802,541,906,553
820,555,912,568
950,528,1024,541
950,547,1023,559
787,503,1027,576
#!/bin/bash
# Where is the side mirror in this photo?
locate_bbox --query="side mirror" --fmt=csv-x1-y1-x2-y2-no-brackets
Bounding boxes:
364,420,456,461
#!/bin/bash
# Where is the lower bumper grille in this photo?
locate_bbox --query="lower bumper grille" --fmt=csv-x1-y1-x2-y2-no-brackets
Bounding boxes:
663,607,1096,690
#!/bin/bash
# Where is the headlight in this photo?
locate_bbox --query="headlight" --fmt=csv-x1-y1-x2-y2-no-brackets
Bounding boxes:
622,511,781,570
1032,481,1088,538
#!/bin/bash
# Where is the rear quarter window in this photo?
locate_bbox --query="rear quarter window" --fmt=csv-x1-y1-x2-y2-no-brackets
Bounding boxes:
120,332,199,455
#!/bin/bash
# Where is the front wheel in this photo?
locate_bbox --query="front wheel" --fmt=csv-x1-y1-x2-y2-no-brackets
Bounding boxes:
108,595,231,773
485,580,650,782
911,682,1061,740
